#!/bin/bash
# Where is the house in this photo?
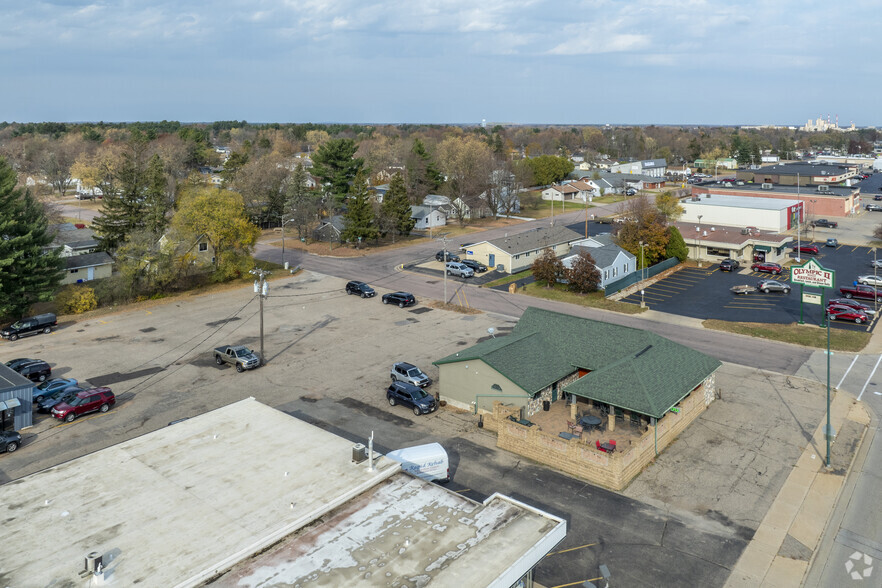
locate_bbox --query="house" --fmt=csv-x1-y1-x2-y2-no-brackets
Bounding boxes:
464,226,583,273
541,180,593,202
410,205,446,230
694,158,737,171
49,224,99,257
312,215,345,242
61,251,114,285
562,234,636,290
610,159,667,178
158,232,216,267
0,398,566,587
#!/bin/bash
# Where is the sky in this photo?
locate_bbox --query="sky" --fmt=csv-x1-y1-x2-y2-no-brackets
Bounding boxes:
1,0,879,126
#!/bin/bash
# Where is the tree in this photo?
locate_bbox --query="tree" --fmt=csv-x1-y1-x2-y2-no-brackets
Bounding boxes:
531,248,566,288
220,151,249,187
170,186,260,280
378,172,414,242
613,195,670,265
524,154,574,186
41,151,74,196
312,138,364,206
143,154,171,235
567,250,601,293
0,157,64,319
93,137,151,252
655,191,685,221
341,170,378,245
666,226,688,262
405,138,443,204
284,162,320,241
436,135,494,225
233,153,289,226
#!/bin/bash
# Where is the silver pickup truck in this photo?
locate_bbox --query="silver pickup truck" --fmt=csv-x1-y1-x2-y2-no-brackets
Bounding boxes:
214,345,260,372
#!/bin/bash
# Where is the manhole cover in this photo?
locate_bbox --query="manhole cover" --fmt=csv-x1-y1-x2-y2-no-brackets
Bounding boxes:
410,307,432,314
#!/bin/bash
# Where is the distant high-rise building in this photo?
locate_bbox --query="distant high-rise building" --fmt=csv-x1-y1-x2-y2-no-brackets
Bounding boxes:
801,115,856,132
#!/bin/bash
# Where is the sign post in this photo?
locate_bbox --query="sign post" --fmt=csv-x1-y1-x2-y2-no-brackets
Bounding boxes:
790,258,835,468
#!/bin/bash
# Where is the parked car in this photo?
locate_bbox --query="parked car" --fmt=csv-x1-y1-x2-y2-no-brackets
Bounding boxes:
625,188,637,196
793,244,819,255
874,194,882,201
719,259,740,272
827,299,876,316
751,262,784,275
445,262,475,278
0,313,57,341
756,279,791,294
839,283,882,301
871,259,882,268
33,377,78,401
10,360,51,382
460,259,488,273
827,304,869,324
5,358,38,372
858,275,882,287
386,381,437,416
51,387,115,422
867,204,882,212
37,387,83,413
812,219,838,228
391,362,432,388
382,292,417,308
213,345,260,372
0,431,22,454
435,251,460,263
826,238,839,247
345,281,376,298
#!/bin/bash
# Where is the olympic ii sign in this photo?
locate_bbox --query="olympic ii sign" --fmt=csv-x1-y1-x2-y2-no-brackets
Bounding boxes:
790,258,835,289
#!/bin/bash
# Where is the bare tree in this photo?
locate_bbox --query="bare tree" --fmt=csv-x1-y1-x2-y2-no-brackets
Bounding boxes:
436,135,494,225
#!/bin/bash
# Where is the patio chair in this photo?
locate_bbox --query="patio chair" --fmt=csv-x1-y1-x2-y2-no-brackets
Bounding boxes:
572,424,583,438
609,440,616,452
567,420,576,432
596,440,606,453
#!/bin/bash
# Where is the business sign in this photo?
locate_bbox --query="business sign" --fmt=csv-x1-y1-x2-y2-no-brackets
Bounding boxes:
802,293,822,305
791,258,835,289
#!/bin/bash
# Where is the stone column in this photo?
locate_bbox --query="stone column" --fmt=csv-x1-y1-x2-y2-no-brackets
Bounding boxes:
607,405,616,432
570,402,578,420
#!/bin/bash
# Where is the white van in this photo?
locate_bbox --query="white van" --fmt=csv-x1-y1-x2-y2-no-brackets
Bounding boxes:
385,442,450,483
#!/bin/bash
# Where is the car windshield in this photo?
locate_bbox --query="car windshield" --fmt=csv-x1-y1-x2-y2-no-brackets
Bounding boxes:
9,321,24,329
37,380,54,390
412,389,429,400
406,368,423,378
236,348,252,357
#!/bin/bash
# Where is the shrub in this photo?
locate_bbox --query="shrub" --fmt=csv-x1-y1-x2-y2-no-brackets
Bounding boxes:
55,285,98,314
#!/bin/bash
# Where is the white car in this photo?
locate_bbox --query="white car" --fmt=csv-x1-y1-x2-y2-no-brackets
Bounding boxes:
870,260,882,268
857,275,882,286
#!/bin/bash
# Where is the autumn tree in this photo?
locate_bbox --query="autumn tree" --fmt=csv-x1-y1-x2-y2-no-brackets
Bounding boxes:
436,135,494,226
524,154,574,186
0,157,64,319
655,191,685,221
312,138,363,206
613,195,670,265
341,169,378,245
93,136,153,252
233,153,289,226
170,185,260,280
220,151,249,187
567,249,602,293
378,172,415,242
531,248,566,288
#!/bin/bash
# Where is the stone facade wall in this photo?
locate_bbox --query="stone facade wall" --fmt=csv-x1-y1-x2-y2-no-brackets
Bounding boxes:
484,377,714,491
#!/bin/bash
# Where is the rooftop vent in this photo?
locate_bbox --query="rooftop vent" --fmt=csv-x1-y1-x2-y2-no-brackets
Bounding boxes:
761,183,773,190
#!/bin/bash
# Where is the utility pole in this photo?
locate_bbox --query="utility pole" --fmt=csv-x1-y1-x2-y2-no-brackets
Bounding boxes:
250,268,270,366
435,235,450,304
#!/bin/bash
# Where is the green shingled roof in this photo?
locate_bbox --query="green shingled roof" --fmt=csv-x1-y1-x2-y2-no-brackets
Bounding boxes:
434,307,721,419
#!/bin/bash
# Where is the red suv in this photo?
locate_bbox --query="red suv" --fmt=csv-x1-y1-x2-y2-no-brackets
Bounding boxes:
793,244,819,255
750,262,784,275
52,387,115,422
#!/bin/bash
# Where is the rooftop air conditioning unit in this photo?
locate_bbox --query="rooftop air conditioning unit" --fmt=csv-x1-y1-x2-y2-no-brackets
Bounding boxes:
741,228,750,235
703,231,707,237
817,185,829,193
711,227,715,231
761,183,773,190
352,443,367,463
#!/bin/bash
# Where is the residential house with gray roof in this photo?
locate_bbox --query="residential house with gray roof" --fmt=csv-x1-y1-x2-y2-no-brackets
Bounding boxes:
410,205,446,230
562,234,636,290
463,226,583,273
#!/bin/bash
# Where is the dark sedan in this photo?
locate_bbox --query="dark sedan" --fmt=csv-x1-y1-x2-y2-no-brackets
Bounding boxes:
757,279,791,294
34,378,78,401
382,292,417,308
719,259,740,272
461,259,488,273
0,431,22,454
36,387,83,413
751,262,784,275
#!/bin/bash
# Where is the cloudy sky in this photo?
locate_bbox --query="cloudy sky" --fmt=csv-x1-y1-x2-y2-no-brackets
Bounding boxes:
2,0,878,125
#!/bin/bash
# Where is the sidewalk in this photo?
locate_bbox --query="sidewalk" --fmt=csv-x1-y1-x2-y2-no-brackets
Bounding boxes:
724,381,872,587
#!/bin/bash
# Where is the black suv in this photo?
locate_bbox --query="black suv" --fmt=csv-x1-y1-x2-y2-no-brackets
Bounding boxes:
0,431,22,454
1,313,57,341
382,292,417,308
435,251,460,263
719,259,740,272
461,259,488,273
345,281,376,298
13,360,52,383
386,381,437,416
812,219,838,228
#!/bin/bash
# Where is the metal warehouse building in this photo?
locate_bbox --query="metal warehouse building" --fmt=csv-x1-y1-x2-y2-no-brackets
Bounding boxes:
0,364,34,431
680,193,803,233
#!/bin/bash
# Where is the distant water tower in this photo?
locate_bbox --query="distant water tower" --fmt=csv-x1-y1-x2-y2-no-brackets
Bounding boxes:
481,119,486,128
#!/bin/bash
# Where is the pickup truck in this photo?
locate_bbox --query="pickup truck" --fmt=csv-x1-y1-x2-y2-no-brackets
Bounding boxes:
812,219,838,228
839,284,882,301
214,345,260,372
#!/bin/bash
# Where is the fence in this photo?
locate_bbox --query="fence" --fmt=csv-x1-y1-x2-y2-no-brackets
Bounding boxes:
603,257,680,296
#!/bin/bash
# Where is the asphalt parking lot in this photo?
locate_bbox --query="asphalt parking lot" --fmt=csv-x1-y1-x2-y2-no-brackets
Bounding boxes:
622,243,882,331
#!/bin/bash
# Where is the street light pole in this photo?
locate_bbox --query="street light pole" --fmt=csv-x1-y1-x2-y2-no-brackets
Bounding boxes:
249,268,270,366
639,240,645,282
796,173,801,262
697,215,703,268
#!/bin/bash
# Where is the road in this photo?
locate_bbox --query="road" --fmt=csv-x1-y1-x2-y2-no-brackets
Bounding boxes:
255,210,811,375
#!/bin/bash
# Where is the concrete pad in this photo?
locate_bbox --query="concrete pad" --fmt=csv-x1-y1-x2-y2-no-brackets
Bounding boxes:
847,401,871,425
763,556,808,588
789,474,844,549
728,542,777,584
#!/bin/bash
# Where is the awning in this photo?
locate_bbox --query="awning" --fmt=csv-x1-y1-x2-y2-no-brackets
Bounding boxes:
0,398,21,410
753,245,771,252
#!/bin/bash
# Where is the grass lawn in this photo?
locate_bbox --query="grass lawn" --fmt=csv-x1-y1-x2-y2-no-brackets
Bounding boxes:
519,281,648,315
482,269,533,288
520,197,595,220
703,320,871,352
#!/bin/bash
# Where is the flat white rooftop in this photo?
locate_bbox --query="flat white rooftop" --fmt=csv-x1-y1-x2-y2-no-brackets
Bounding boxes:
0,398,564,587
684,193,800,210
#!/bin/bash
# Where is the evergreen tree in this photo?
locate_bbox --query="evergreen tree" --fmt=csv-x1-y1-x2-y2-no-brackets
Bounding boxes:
379,172,415,242
341,170,378,245
285,162,319,241
93,137,149,252
143,154,170,235
0,157,64,319
666,226,688,262
405,138,442,203
312,138,363,207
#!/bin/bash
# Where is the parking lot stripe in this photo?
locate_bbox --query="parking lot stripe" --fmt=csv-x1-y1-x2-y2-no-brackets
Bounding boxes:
648,283,687,293
836,354,859,389
857,354,882,401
